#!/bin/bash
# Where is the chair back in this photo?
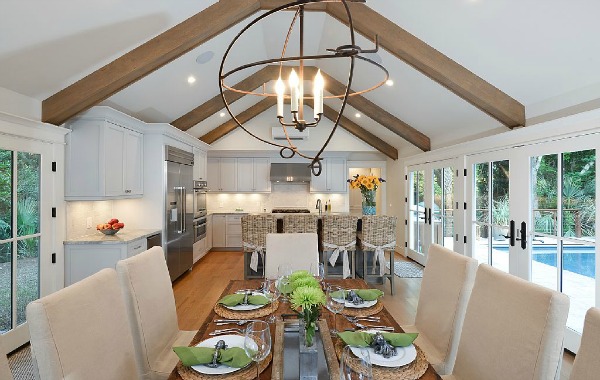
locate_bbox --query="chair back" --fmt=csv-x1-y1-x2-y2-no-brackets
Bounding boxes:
241,215,277,250
265,233,319,278
414,244,478,374
322,215,358,247
0,334,12,380
360,215,397,247
26,268,138,380
283,214,318,234
570,307,600,380
116,246,180,378
452,264,569,380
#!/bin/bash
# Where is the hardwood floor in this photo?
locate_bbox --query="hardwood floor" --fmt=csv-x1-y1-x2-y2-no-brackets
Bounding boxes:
172,250,575,379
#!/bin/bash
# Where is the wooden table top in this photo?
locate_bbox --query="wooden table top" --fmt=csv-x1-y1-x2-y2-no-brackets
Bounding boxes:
169,278,441,380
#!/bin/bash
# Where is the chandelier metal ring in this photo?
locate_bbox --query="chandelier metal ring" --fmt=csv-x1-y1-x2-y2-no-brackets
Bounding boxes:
218,0,385,176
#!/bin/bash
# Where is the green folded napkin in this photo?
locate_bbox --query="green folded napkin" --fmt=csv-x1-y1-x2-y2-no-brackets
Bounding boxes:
277,281,293,295
337,331,418,348
331,289,384,301
218,293,269,307
173,346,252,368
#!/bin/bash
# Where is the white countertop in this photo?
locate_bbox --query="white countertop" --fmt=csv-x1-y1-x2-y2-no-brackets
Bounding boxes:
64,229,161,245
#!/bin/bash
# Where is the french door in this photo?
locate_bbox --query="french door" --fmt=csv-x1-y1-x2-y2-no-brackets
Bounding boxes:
407,159,457,265
0,139,54,352
466,134,600,352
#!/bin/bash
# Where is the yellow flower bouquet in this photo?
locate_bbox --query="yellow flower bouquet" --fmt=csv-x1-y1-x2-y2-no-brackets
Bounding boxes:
347,174,385,214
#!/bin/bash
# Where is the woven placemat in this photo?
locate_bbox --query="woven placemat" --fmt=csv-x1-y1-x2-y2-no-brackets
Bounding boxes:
334,339,429,380
214,300,280,320
176,351,272,380
342,301,383,317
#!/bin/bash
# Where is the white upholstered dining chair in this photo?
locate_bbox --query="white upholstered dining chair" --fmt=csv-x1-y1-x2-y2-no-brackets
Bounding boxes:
0,334,13,380
402,244,478,375
26,268,139,380
442,264,570,380
264,233,319,278
569,307,600,380
116,246,196,380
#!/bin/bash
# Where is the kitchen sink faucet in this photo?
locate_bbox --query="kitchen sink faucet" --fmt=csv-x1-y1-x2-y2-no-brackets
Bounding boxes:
316,199,322,215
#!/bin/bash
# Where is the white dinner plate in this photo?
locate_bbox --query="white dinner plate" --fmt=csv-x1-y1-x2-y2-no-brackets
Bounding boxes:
223,292,269,311
191,334,251,375
342,298,377,309
349,330,417,368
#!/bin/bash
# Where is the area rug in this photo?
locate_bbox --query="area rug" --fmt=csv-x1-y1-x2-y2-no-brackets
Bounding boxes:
386,260,424,278
8,343,34,380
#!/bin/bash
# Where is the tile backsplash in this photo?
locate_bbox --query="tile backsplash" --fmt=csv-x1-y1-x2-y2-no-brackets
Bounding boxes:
207,183,348,213
65,201,114,239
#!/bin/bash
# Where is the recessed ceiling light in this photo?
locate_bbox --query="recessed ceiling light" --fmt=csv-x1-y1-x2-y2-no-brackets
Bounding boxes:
196,51,215,65
386,79,394,86
187,76,196,84
219,112,226,117
355,113,361,118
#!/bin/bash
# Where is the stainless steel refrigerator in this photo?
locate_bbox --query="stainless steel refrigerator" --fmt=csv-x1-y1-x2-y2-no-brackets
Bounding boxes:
164,146,194,281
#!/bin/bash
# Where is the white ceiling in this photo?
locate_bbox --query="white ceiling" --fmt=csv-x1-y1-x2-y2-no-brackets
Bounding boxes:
2,0,600,156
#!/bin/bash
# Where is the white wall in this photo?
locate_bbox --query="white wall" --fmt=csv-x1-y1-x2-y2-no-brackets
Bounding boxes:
0,86,41,120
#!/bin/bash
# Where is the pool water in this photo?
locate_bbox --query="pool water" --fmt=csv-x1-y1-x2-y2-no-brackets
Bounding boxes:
495,245,596,278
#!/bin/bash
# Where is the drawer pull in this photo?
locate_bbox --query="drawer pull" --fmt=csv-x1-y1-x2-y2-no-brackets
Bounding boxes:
133,245,142,250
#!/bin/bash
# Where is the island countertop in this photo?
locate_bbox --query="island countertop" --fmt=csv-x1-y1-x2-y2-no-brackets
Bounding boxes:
64,229,161,245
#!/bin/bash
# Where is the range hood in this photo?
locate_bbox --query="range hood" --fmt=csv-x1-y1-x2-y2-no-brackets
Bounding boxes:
270,163,311,183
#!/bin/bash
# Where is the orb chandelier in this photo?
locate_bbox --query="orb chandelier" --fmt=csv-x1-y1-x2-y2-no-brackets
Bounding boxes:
219,0,388,175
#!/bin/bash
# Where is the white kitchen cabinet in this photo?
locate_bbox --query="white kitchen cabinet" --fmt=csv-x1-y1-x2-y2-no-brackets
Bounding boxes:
207,158,237,192
65,118,143,200
212,214,227,247
193,147,207,180
206,214,213,251
64,238,147,285
193,238,206,263
226,214,243,248
236,158,271,193
310,157,347,193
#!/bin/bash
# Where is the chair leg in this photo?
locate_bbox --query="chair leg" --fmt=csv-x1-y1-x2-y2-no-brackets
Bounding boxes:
243,251,249,280
351,249,356,279
388,251,395,295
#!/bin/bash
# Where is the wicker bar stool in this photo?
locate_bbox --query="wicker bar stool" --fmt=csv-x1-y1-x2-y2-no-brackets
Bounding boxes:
322,215,359,279
360,215,397,294
282,214,318,233
242,215,277,279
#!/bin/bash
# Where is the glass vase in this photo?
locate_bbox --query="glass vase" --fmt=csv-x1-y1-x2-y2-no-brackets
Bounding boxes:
362,189,376,215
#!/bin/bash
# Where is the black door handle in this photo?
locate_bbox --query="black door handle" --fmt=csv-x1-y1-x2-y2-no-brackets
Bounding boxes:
423,207,428,224
502,220,516,247
428,208,432,225
515,221,527,249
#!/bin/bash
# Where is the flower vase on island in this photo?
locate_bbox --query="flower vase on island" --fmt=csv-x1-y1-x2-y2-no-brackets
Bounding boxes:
348,174,385,215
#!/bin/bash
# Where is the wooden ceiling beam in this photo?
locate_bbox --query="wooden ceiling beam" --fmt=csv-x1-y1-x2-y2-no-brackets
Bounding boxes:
42,0,262,125
322,105,398,160
172,66,277,131
325,2,525,128
199,96,277,144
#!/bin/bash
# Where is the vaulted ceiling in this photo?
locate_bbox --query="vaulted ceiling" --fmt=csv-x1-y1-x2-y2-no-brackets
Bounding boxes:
2,0,600,158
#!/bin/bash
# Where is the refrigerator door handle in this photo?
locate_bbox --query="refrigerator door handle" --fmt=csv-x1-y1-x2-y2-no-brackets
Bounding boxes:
175,187,184,233
182,187,187,233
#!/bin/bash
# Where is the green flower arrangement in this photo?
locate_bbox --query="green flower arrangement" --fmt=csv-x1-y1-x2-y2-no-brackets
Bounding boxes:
289,271,326,347
289,270,311,284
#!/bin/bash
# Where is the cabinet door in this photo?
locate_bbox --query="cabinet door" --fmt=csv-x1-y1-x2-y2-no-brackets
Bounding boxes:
207,158,221,191
310,160,328,192
253,158,271,192
220,158,237,191
124,130,143,195
212,215,227,247
237,158,254,191
328,158,347,193
206,215,213,250
104,123,126,196
194,149,207,180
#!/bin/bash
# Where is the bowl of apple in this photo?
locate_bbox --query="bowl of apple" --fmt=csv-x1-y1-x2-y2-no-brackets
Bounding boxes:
97,219,125,235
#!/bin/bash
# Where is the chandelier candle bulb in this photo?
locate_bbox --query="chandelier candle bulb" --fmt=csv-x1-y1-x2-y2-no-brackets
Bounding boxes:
275,77,285,118
313,70,324,118
289,69,300,112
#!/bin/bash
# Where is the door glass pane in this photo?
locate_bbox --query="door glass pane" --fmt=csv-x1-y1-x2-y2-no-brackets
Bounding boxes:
474,224,489,264
409,170,425,253
531,154,558,290
0,149,12,240
474,163,489,223
562,149,595,333
433,167,454,250
0,242,11,333
17,237,39,325
17,152,40,237
491,160,510,272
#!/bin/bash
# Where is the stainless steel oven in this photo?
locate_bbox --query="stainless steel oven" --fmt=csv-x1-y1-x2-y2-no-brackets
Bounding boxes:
193,216,207,242
193,180,208,219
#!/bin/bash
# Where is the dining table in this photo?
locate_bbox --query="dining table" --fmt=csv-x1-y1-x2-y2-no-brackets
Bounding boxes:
168,278,441,380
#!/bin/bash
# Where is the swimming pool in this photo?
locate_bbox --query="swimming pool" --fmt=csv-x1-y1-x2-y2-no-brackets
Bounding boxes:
494,245,596,278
